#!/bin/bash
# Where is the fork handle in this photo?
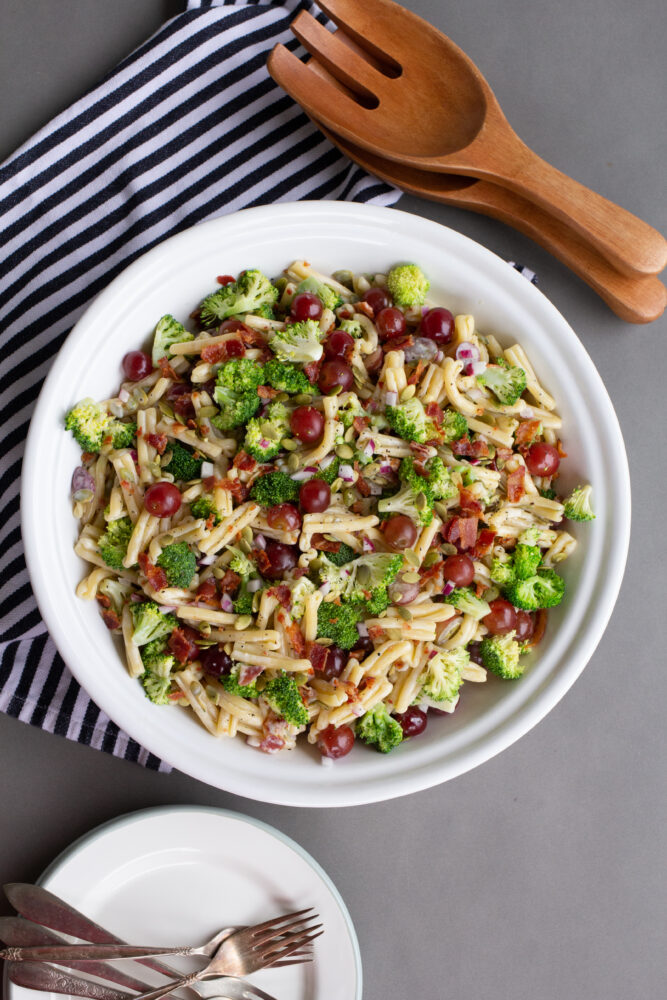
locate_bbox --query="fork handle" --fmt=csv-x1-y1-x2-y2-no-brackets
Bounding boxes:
130,970,206,1000
0,944,198,962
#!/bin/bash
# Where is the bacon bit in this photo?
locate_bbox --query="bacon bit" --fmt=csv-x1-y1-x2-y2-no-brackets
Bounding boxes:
556,439,568,458
218,569,241,594
473,528,496,558
496,535,518,550
203,475,220,491
268,585,291,609
406,358,426,386
495,446,513,465
474,582,487,598
157,357,181,381
257,384,280,399
355,300,375,319
95,593,111,610
383,334,413,353
201,339,245,363
238,662,264,688
216,274,235,285
284,618,306,657
81,451,95,462
239,326,268,348
138,552,169,591
232,450,257,472
310,533,341,553
259,732,286,754
145,433,168,455
219,478,248,502
355,474,372,498
353,415,370,434
303,358,323,385
367,625,385,642
168,627,200,665
253,549,272,575
195,578,219,606
306,641,329,673
458,487,484,515
506,466,526,503
425,401,444,428
526,608,548,647
515,420,542,448
100,609,121,630
419,559,444,583
409,442,434,467
445,516,479,550
452,435,490,458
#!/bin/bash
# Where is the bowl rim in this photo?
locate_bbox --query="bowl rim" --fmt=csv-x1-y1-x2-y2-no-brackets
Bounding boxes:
21,200,631,805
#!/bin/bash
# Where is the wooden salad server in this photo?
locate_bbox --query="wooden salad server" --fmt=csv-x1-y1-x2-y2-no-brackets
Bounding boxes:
268,0,667,279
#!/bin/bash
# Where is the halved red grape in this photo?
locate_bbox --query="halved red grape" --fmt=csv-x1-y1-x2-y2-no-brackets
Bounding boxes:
144,482,182,517
291,292,323,321
376,307,406,342
318,724,355,759
514,610,535,641
324,330,354,359
420,307,454,344
300,479,331,513
318,360,354,395
394,706,427,738
263,540,298,579
122,351,153,382
200,645,233,677
443,554,475,587
290,405,324,444
362,286,392,315
266,503,301,532
525,442,560,477
384,514,418,551
363,347,384,374
317,645,349,681
482,598,517,635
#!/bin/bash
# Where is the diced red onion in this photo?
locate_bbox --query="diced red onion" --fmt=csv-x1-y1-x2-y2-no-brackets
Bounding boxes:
379,463,393,475
320,755,334,767
520,405,534,418
350,703,365,717
304,466,318,473
421,306,429,316
385,391,398,406
260,438,269,449
463,363,474,376
320,454,335,470
338,464,355,482
159,605,178,613
129,449,139,464
130,593,145,602
198,554,216,566
290,470,314,482
253,533,266,550
319,581,331,596
442,581,456,596
247,578,262,592
362,536,375,553
362,441,374,459
118,387,130,403
220,593,234,613
469,360,487,376
428,649,438,659
435,350,444,363
71,466,95,496
357,621,369,637
201,461,214,477
468,458,480,466
367,482,382,496
403,337,438,363
456,342,480,362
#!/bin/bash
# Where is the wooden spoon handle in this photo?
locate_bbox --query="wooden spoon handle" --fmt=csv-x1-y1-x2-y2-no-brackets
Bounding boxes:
489,140,667,279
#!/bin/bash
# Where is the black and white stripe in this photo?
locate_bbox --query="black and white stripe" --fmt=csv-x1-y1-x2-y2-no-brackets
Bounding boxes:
0,0,400,770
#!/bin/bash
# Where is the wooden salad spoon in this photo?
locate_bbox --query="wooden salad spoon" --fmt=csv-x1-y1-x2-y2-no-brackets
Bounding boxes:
268,0,667,279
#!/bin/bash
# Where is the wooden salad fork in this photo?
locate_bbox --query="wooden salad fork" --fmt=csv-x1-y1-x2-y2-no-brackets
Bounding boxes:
267,0,667,279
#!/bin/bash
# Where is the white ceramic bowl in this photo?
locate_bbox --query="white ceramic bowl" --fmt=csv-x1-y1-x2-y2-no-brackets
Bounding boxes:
22,202,630,806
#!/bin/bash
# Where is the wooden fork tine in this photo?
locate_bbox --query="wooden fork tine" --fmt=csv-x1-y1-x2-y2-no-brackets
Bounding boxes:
267,45,370,126
315,0,400,61
291,11,381,99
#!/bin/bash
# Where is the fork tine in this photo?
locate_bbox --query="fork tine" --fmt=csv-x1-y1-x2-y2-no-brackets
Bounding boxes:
251,913,320,945
246,908,313,939
261,929,324,963
290,11,381,103
315,0,402,67
267,45,371,128
269,957,315,968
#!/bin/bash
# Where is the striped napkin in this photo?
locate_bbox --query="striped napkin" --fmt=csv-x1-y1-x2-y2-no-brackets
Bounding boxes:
0,0,400,769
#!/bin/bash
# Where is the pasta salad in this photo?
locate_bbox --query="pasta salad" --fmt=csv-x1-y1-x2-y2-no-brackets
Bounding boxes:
66,261,595,760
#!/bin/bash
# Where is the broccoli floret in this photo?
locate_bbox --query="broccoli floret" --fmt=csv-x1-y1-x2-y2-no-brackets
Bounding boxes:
211,384,261,431
262,672,308,727
226,545,254,578
338,318,363,338
352,588,390,618
199,269,279,326
540,487,558,501
151,314,193,365
244,401,290,461
253,303,276,320
338,393,367,429
563,484,595,522
268,319,325,365
65,399,136,453
98,516,134,571
503,567,565,610
419,646,469,703
296,275,343,312
424,456,458,501
141,672,172,705
476,363,527,405
98,577,134,616
315,457,340,485
264,358,312,395
480,632,524,679
249,471,300,506
232,579,254,616
386,264,430,308
162,441,203,481
320,552,402,602
289,578,316,620
216,358,266,395
490,557,515,586
156,543,197,589
220,666,260,699
386,396,438,444
324,543,357,567
130,601,177,646
316,600,363,650
443,587,491,621
356,703,403,753
140,637,176,677
440,408,468,443
190,494,222,526
513,543,542,580
378,481,433,526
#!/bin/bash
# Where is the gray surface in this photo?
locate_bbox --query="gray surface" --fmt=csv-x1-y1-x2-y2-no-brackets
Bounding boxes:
1,1,666,998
